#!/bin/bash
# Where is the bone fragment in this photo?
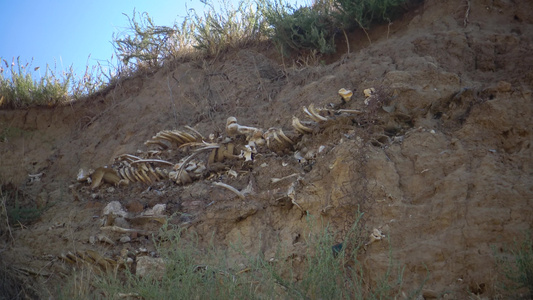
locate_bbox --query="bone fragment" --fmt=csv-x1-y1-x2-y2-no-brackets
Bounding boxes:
129,159,173,166
338,88,353,101
212,182,246,200
292,116,313,134
100,225,151,236
271,173,299,184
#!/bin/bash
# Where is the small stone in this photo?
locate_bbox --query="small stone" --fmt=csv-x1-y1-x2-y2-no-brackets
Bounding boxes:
120,248,129,257
125,200,144,214
120,236,131,243
97,234,115,245
142,204,166,216
89,236,96,245
103,201,128,218
36,191,48,209
497,80,511,92
422,289,439,299
136,256,166,280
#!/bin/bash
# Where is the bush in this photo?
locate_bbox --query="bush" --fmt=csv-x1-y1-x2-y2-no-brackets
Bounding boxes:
0,57,70,108
190,0,266,56
1,187,47,227
331,0,409,30
112,9,182,68
259,0,410,57
259,0,337,56
496,232,533,298
112,0,265,66
0,56,109,108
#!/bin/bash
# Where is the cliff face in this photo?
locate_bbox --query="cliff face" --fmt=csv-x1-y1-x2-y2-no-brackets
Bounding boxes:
1,0,532,298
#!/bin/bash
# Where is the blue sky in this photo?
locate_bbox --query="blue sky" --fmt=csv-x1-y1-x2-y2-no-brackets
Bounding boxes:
1,0,303,79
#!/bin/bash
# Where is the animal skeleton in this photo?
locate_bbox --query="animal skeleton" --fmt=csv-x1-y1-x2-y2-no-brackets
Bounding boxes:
79,88,369,194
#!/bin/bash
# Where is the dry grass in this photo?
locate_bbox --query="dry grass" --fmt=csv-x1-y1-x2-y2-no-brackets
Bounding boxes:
0,0,413,109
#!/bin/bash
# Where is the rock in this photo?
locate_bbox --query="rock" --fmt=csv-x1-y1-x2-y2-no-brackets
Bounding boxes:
136,256,166,280
142,204,166,216
36,191,48,209
497,80,511,92
120,235,131,243
422,289,439,299
103,201,128,218
96,234,115,245
125,200,144,213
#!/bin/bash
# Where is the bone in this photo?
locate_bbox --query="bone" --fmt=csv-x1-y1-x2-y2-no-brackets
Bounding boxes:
271,173,299,184
212,182,246,200
292,116,314,134
338,88,353,102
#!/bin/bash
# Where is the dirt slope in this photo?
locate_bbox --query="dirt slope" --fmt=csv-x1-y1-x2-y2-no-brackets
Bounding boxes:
1,0,532,298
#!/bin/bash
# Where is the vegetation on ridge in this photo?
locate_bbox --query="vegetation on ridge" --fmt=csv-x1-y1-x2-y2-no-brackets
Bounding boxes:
0,0,412,109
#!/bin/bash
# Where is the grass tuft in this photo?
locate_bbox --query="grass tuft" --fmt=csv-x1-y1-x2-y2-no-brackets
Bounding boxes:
57,212,424,299
0,186,47,228
190,0,266,57
495,232,533,298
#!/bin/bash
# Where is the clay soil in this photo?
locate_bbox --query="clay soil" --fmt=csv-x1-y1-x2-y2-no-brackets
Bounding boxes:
1,0,532,298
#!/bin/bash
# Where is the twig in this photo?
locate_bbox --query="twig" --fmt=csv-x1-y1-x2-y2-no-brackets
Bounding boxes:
464,0,471,27
387,19,392,39
342,29,350,54
1,196,15,244
355,19,372,45
212,182,246,200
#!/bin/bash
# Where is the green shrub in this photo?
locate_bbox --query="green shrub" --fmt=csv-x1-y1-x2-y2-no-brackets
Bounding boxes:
1,188,46,226
259,0,337,56
0,56,109,108
496,232,533,298
0,57,70,108
331,0,409,30
259,0,410,56
261,213,417,299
